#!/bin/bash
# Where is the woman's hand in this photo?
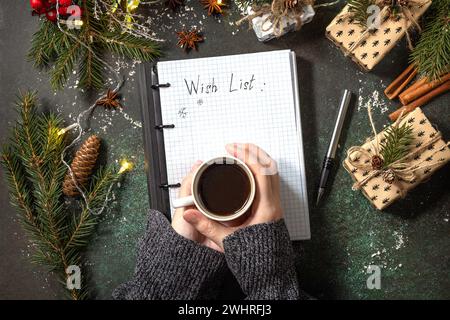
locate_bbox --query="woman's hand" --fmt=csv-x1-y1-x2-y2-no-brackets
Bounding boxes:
171,161,223,252
182,143,283,251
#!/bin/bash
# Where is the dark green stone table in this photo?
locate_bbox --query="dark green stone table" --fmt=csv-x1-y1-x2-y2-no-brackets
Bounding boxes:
0,1,448,299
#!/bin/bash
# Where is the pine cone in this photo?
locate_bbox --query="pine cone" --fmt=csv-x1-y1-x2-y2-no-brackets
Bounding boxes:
285,0,299,9
63,135,101,197
383,169,396,184
371,155,384,170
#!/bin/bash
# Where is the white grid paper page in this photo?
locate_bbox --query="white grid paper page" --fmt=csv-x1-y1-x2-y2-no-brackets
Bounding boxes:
157,50,310,240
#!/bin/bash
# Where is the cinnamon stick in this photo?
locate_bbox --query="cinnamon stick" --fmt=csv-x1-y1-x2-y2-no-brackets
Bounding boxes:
398,77,428,100
384,64,417,100
389,80,450,121
399,73,450,105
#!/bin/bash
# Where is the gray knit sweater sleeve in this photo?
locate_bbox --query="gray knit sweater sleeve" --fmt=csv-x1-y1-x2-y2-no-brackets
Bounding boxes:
223,220,300,300
113,210,299,300
112,210,227,300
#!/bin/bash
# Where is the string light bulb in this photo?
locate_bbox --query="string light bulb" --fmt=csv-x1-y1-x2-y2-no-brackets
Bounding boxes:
119,159,134,174
57,123,78,136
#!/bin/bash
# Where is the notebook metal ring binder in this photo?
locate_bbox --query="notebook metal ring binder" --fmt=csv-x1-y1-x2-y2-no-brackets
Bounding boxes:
151,83,171,89
159,183,181,190
155,124,175,130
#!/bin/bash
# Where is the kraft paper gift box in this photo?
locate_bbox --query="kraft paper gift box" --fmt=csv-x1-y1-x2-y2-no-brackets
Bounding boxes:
343,108,450,210
326,1,432,71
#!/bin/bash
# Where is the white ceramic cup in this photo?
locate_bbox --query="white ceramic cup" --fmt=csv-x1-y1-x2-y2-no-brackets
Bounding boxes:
172,156,256,222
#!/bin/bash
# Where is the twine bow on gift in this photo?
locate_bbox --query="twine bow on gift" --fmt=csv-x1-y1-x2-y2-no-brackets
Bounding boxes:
345,0,430,54
346,105,447,198
236,0,315,37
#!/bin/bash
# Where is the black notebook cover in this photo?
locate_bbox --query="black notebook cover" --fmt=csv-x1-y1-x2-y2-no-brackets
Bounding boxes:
138,63,173,220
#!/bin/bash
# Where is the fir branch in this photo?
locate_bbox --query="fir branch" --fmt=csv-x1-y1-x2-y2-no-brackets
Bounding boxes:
27,20,58,69
14,97,65,247
14,92,42,162
410,0,450,80
86,166,121,211
1,148,33,217
64,167,119,251
380,121,414,167
51,37,82,90
2,94,76,297
347,0,375,30
78,43,106,90
27,0,161,90
1,147,61,261
0,148,45,246
99,32,161,61
1,92,124,300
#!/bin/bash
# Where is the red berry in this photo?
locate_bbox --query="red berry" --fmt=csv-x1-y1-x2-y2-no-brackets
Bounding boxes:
48,0,73,6
59,0,73,6
37,7,48,15
58,6,68,15
30,0,44,10
45,9,57,22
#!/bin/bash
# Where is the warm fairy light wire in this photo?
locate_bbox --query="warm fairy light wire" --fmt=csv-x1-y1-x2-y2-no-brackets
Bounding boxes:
57,99,132,216
53,0,163,215
94,0,164,42
58,19,84,27
119,159,134,174
57,123,78,136
53,0,134,216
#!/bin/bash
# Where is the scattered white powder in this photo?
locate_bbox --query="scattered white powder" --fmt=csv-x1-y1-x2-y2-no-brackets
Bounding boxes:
393,230,406,250
118,108,142,128
357,88,389,114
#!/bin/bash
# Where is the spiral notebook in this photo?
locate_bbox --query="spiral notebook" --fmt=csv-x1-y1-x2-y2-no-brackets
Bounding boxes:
138,50,310,240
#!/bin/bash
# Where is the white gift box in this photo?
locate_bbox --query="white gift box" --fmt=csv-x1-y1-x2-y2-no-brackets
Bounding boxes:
250,4,315,42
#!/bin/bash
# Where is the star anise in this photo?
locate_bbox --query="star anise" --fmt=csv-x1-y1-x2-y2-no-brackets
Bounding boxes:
201,0,226,16
95,89,123,109
166,0,184,11
177,30,203,51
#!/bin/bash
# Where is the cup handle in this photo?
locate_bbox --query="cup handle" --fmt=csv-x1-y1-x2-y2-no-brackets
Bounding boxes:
172,195,195,208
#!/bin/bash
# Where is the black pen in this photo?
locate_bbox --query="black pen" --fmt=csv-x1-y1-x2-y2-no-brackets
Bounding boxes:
316,90,352,205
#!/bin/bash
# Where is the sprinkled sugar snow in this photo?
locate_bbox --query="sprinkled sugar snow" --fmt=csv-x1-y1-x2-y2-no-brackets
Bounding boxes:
358,88,389,114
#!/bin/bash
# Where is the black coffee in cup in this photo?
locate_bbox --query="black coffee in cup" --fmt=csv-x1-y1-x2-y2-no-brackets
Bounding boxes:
197,163,251,216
